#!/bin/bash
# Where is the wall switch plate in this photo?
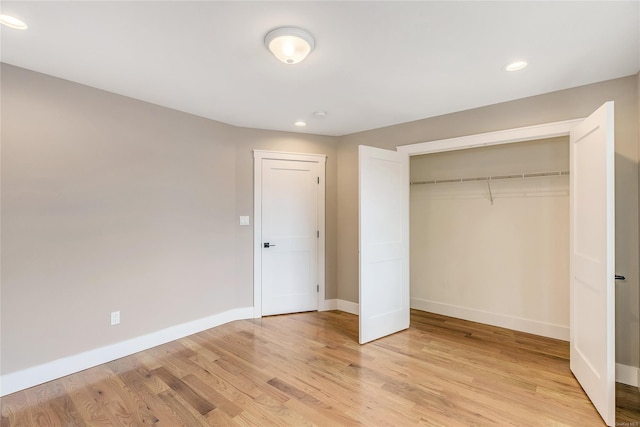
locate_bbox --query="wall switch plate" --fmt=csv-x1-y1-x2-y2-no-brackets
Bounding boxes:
110,311,120,325
239,216,250,226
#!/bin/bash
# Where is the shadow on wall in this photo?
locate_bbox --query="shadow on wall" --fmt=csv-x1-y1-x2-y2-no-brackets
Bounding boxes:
614,152,640,372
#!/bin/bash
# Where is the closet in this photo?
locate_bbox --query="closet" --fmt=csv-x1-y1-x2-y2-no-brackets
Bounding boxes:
409,136,570,340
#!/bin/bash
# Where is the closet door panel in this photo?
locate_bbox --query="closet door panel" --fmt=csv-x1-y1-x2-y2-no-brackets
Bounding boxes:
569,101,615,427
359,145,409,344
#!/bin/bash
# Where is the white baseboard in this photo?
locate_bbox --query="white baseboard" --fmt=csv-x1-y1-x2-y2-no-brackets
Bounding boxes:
411,298,569,341
0,306,254,397
319,298,338,311
337,299,359,315
616,363,640,387
320,299,359,315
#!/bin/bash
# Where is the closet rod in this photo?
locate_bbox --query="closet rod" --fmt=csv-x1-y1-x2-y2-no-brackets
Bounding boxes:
410,170,569,186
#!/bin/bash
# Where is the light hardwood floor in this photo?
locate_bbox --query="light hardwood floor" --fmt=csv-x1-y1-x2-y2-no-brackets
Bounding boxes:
2,309,639,426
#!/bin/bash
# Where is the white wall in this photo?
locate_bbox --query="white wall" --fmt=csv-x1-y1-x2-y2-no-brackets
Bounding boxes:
409,138,570,339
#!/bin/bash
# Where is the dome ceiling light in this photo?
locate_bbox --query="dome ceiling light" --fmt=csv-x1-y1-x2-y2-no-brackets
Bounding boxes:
265,26,315,65
504,60,528,71
0,14,28,30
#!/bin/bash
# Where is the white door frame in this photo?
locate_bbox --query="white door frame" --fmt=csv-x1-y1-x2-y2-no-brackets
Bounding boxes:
253,150,327,318
396,119,583,157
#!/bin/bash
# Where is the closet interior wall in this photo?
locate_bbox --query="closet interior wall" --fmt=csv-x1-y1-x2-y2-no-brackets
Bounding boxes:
410,137,571,340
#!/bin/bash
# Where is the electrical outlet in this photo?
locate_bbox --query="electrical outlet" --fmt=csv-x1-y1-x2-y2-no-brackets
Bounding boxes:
110,311,120,326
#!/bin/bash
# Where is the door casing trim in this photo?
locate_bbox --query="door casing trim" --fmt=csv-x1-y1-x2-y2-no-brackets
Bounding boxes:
396,119,583,156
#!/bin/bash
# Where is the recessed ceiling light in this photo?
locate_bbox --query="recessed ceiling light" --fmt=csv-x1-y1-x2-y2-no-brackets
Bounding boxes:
0,14,28,30
313,111,327,119
265,27,315,65
504,61,528,71
294,121,307,127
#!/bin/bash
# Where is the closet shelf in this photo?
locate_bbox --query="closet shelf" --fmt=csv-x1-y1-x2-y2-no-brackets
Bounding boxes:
410,170,569,186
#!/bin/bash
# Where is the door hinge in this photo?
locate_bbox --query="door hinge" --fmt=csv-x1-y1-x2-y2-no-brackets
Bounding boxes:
317,285,319,292
317,177,320,184
317,230,319,238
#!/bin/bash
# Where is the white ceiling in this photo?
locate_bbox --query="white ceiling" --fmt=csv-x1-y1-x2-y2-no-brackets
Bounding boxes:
1,1,638,136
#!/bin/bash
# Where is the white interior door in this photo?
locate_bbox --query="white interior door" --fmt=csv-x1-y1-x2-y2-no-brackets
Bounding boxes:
570,101,615,426
262,158,319,316
359,145,409,344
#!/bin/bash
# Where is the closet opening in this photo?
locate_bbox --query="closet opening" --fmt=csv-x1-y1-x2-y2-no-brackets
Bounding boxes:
409,136,570,340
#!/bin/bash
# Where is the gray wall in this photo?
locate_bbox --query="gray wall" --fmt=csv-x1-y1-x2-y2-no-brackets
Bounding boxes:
337,74,640,368
0,64,337,374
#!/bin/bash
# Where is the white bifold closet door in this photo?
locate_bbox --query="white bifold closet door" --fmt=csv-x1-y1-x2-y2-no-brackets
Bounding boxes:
570,101,615,426
358,145,409,344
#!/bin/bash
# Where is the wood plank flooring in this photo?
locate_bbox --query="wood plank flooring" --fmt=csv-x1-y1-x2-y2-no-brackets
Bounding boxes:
2,309,638,426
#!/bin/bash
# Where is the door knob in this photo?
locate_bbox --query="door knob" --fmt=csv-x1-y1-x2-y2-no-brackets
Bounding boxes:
264,242,276,248
615,275,626,281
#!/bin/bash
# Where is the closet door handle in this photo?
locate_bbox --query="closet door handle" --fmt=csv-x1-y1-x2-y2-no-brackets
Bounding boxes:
615,275,626,281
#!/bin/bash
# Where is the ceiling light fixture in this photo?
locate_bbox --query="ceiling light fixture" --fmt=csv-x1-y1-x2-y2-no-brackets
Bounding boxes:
265,26,315,64
0,14,27,30
294,120,307,127
504,61,528,71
